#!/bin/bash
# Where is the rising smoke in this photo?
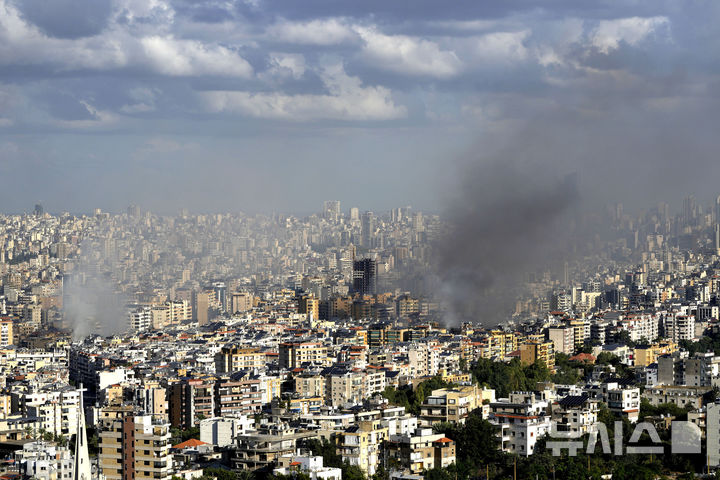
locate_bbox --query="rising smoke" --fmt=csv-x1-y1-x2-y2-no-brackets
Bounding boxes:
62,240,128,339
433,157,581,327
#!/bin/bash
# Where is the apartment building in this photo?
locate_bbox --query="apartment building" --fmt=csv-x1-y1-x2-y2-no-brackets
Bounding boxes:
278,342,328,369
21,387,81,438
419,385,491,426
232,425,315,471
385,427,456,475
99,410,173,480
214,378,263,417
479,331,518,359
551,394,599,435
15,441,73,480
324,370,365,407
520,340,555,371
489,392,551,457
547,326,574,356
215,347,267,374
338,420,388,476
168,379,215,428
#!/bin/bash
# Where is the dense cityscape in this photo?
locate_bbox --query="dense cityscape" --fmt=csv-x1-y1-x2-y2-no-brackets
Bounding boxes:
5,0,720,479
0,196,719,479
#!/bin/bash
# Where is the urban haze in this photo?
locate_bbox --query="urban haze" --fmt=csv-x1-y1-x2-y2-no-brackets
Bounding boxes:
2,1,720,480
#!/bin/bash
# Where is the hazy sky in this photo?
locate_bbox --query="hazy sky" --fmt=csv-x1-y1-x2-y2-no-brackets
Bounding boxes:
2,0,720,214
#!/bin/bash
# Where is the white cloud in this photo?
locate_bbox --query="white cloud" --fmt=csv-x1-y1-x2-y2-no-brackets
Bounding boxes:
472,30,529,62
262,52,306,80
355,26,462,78
590,16,669,54
0,0,253,78
141,36,253,77
203,63,407,121
268,18,357,45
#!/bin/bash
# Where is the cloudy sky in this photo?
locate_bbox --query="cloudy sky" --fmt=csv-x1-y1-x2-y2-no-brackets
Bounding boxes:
1,0,720,214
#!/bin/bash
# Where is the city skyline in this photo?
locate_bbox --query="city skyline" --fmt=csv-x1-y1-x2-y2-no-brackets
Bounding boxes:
4,1,720,478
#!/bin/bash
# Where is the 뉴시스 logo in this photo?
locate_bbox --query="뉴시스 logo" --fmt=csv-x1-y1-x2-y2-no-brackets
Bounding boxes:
545,420,702,456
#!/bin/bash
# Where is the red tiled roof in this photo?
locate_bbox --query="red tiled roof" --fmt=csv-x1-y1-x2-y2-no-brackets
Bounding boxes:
569,353,596,363
172,438,209,449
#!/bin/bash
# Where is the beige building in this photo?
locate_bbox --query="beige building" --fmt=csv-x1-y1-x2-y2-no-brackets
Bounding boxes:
325,371,365,407
278,342,327,369
215,347,267,373
386,428,456,475
634,341,678,368
338,420,388,476
138,382,168,418
520,340,555,370
294,375,326,399
298,295,320,320
0,319,13,346
99,408,173,480
479,331,518,359
193,291,211,326
547,326,574,355
419,385,493,425
231,292,253,314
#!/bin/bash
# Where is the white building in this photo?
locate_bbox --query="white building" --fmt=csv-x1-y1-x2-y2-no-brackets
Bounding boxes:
707,402,720,467
200,416,253,447
274,455,342,480
661,313,695,343
15,441,73,480
489,392,551,456
22,387,81,438
618,313,659,342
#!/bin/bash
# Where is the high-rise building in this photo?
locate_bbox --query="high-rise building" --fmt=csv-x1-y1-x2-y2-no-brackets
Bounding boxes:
213,282,227,312
353,258,377,296
127,204,141,218
0,319,13,347
34,203,43,216
169,379,215,428
350,207,360,222
278,342,327,369
547,326,574,355
298,295,320,320
193,291,210,326
323,201,341,222
99,409,173,480
230,292,253,314
361,212,376,247
708,402,720,467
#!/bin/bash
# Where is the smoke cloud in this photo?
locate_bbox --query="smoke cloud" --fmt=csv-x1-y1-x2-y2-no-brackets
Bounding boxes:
434,158,580,326
63,240,128,338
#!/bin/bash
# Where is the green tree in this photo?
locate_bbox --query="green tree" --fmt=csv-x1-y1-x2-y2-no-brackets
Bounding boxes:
342,464,365,480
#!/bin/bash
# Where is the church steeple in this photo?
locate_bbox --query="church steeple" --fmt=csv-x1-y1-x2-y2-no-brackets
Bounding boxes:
73,384,91,480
